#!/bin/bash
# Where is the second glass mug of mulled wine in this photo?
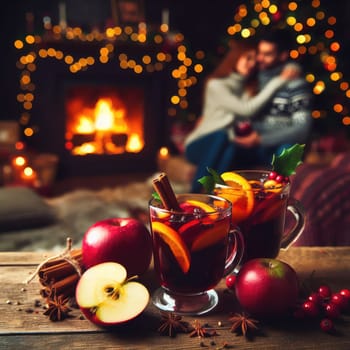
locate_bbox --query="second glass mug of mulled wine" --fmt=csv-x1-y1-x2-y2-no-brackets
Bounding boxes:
214,170,305,263
149,193,244,315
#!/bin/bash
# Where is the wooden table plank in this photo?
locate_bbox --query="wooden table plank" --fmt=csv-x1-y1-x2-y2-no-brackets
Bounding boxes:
0,247,349,350
0,251,52,265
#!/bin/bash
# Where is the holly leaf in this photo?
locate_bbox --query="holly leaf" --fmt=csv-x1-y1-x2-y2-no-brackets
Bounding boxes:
197,167,225,193
271,144,305,176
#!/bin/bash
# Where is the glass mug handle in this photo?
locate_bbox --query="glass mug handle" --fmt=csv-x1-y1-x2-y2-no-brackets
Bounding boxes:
224,226,245,276
280,198,306,250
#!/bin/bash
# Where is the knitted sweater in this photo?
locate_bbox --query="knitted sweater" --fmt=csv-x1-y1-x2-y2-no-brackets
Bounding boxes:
184,72,287,147
252,63,313,147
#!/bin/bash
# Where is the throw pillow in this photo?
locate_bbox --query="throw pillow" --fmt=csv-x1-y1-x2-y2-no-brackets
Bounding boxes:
0,186,56,232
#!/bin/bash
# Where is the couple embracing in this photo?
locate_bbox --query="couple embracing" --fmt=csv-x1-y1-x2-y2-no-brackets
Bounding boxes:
185,29,313,192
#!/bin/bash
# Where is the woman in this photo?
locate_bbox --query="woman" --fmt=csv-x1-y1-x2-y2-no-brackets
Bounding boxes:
184,39,298,192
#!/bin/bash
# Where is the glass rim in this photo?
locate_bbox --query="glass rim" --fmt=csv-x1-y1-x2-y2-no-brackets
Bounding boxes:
149,193,232,215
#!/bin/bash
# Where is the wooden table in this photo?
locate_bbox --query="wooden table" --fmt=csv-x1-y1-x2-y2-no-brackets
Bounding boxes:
1,247,349,349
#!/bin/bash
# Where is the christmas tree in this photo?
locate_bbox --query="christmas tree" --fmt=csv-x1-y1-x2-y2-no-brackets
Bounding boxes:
223,0,349,135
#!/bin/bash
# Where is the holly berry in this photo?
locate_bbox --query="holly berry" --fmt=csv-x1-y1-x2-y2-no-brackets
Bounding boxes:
268,171,290,184
320,318,334,333
302,301,319,318
318,285,332,299
268,171,277,180
226,274,236,290
275,174,284,183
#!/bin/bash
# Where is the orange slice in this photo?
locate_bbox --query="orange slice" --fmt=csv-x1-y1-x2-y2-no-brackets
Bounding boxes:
191,219,230,251
178,219,201,246
263,180,283,194
151,221,191,274
150,207,170,220
184,199,218,220
215,172,255,224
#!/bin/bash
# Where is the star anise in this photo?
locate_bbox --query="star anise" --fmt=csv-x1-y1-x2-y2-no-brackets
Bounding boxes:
157,312,190,337
43,292,71,321
189,319,218,338
228,312,259,336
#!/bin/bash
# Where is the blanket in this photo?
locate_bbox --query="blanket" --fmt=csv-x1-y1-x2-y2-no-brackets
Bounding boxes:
1,174,189,252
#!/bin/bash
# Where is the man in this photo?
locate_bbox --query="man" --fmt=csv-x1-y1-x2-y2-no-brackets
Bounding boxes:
234,29,313,164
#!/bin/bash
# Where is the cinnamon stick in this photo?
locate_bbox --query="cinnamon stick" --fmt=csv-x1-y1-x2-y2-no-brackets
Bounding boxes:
37,247,83,302
40,274,80,299
40,274,79,299
38,249,82,269
39,250,82,283
152,172,181,211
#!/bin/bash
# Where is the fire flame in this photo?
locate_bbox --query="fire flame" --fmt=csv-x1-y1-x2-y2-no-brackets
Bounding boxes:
95,99,114,131
67,97,144,155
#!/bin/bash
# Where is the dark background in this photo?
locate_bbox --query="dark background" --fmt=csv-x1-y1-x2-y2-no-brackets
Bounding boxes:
1,1,349,122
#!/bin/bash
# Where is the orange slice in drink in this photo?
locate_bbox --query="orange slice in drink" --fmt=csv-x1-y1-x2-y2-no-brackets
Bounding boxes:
178,219,201,247
185,199,214,212
184,199,218,221
215,172,255,224
191,219,230,251
263,179,283,193
151,221,191,273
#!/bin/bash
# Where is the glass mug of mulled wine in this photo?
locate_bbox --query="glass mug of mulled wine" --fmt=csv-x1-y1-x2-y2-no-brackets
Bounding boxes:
149,193,244,315
214,170,305,263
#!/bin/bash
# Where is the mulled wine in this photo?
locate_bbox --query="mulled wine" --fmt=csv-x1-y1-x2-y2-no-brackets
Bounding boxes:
214,170,304,262
149,193,244,315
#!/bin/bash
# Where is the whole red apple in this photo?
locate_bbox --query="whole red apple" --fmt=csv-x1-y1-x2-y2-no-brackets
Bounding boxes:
82,218,153,277
235,258,299,317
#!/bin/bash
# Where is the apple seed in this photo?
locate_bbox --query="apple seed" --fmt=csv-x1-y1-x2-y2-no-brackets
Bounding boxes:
105,284,121,300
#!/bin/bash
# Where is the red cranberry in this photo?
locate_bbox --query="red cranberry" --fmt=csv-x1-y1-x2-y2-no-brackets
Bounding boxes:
320,318,334,333
302,301,319,317
318,285,332,299
308,292,322,305
225,275,236,290
324,303,341,319
339,288,350,301
331,293,349,311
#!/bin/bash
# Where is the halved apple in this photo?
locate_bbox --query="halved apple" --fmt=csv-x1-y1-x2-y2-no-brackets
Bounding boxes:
75,262,149,326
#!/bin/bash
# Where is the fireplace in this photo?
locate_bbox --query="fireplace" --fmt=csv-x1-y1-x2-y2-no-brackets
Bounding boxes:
25,43,168,178
65,85,145,155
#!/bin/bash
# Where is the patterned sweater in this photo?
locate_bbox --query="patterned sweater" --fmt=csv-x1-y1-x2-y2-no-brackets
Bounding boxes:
252,62,313,147
184,72,287,147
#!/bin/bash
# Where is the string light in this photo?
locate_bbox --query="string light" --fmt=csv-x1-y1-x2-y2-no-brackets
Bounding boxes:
225,0,349,128
15,23,206,138
14,1,350,135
